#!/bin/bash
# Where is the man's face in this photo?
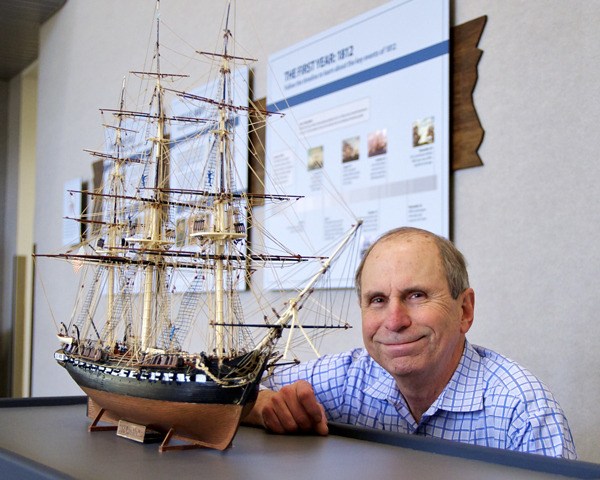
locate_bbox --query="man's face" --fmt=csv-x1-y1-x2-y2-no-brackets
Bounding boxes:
360,235,474,386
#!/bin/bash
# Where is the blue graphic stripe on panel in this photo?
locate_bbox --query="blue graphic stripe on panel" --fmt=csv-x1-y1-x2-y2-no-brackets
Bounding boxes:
267,40,449,112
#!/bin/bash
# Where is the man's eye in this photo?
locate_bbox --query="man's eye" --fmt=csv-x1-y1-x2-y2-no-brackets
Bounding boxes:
409,292,425,300
369,296,385,304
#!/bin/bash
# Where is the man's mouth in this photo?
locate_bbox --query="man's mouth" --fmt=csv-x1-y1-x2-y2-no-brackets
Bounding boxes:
378,335,426,352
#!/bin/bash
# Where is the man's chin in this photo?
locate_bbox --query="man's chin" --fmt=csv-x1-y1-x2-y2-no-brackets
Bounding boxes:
381,355,423,378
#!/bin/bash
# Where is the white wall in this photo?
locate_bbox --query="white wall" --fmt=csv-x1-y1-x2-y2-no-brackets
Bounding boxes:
452,0,600,464
32,0,600,462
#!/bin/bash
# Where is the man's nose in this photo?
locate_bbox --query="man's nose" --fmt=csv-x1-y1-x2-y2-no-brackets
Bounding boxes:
384,299,411,331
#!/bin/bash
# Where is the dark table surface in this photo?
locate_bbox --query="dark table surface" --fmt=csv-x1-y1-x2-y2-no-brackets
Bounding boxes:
1,396,598,480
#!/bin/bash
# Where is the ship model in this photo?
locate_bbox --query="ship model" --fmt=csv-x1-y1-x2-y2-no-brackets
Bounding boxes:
35,2,362,451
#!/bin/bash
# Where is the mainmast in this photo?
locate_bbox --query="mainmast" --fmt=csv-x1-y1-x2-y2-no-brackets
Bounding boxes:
212,2,240,362
141,2,169,352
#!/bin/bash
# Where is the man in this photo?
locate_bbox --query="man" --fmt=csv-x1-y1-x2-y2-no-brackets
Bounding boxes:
243,227,577,458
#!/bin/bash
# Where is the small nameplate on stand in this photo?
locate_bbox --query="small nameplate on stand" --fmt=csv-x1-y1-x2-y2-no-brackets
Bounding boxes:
117,420,162,443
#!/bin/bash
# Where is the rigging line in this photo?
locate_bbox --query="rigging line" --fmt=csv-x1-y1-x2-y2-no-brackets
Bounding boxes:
158,20,199,59
239,32,357,225
152,21,196,77
227,6,264,75
129,1,161,115
170,5,232,100
255,197,317,256
258,158,318,254
211,323,349,329
33,256,61,332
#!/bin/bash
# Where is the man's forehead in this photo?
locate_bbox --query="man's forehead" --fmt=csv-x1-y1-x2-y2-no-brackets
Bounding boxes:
361,235,449,291
372,233,438,255
364,235,439,271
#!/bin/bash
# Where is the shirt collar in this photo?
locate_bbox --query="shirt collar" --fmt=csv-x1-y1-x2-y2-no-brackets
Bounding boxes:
427,340,485,414
363,341,486,414
363,360,401,401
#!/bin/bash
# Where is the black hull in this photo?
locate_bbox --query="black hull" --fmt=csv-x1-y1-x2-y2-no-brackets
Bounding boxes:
57,352,261,406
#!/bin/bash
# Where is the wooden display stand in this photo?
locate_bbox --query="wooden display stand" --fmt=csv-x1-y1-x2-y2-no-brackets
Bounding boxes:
86,396,240,451
86,397,207,451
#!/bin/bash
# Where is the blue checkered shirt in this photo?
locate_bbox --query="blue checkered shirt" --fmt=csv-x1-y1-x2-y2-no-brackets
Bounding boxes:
264,341,577,459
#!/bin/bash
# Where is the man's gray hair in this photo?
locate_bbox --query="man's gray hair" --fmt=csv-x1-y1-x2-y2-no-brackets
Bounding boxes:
354,227,470,300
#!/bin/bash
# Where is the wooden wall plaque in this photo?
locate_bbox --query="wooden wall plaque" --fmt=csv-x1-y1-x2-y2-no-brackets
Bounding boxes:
451,15,487,170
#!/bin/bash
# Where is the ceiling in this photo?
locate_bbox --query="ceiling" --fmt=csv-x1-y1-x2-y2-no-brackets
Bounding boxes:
0,0,67,80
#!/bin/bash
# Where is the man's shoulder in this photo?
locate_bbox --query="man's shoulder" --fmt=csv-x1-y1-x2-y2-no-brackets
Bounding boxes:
472,344,539,385
471,344,557,406
313,348,389,382
315,347,376,369
270,347,379,382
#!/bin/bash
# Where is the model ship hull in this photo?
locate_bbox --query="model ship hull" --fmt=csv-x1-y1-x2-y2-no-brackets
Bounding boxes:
57,350,262,450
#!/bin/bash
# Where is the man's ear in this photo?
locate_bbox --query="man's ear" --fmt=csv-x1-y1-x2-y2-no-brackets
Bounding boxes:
459,288,475,334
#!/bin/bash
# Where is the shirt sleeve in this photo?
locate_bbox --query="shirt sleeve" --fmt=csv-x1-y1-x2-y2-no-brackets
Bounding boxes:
508,405,577,459
262,349,366,416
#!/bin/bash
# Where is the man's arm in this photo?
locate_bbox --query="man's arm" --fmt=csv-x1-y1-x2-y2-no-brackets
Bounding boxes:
511,408,577,459
242,380,329,435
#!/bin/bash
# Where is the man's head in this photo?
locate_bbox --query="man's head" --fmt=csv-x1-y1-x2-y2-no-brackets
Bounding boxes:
356,227,475,392
355,227,470,299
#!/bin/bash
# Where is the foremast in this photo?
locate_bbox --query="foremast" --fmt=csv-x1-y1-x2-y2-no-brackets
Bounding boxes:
185,1,290,380
194,1,364,374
